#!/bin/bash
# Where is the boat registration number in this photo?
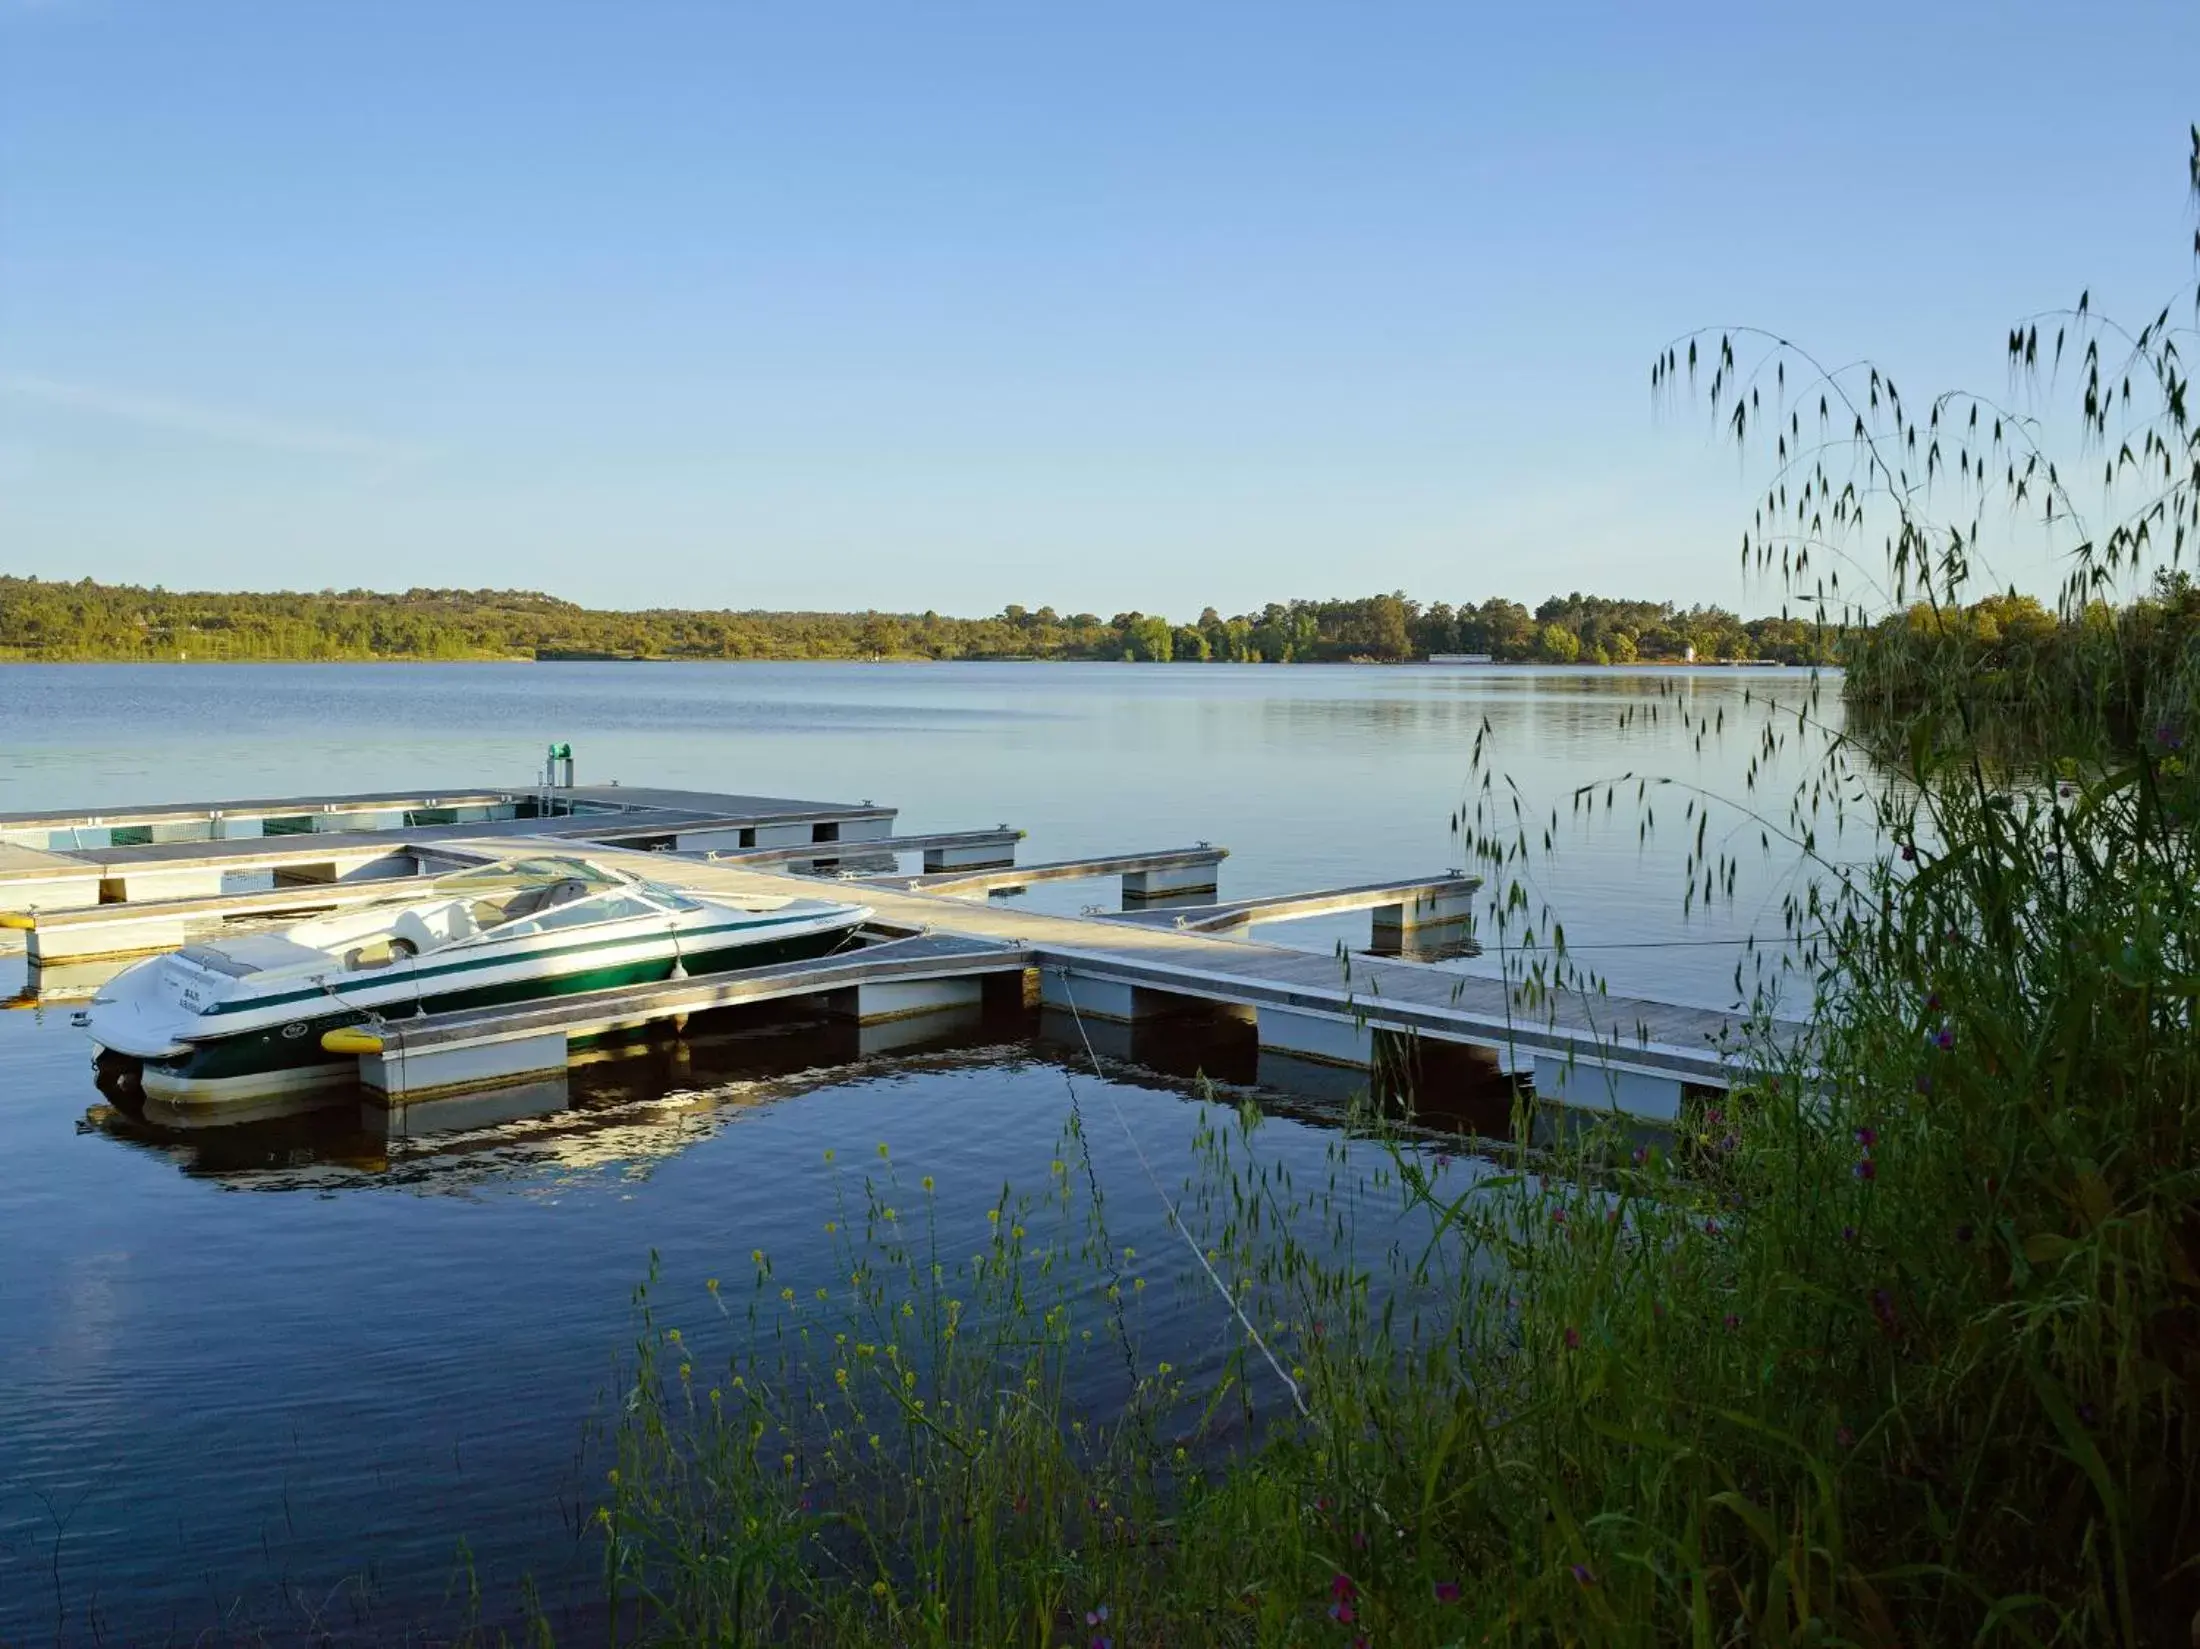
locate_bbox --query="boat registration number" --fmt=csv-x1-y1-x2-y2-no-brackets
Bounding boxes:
176,981,205,1011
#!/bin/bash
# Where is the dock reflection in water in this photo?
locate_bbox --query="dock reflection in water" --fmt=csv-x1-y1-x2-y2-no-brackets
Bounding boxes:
74,969,1536,1194
24,1015,1469,1641
3,950,134,1010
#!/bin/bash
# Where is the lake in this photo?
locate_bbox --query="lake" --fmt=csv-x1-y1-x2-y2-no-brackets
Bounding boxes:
0,662,1838,1643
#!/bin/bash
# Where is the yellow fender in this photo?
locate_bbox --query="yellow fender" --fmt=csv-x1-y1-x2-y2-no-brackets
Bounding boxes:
321,1027,385,1055
0,912,34,931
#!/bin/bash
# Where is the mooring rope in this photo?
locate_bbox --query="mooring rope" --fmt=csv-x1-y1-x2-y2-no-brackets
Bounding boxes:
1047,964,1311,1421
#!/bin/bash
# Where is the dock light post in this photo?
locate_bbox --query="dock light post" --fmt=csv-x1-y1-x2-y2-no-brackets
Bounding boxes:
541,743,575,814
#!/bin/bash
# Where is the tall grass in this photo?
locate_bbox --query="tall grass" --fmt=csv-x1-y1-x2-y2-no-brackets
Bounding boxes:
595,130,2200,1645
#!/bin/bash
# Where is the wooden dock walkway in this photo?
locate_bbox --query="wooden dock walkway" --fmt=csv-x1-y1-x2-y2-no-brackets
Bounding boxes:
6,830,1040,963
702,828,1024,872
654,848,1790,1115
0,841,110,917
0,783,886,844
1101,872,1477,940
0,785,898,909
323,932,1028,1111
0,787,519,848
22,877,444,963
865,846,1227,900
6,773,1801,1124
311,839,1797,1120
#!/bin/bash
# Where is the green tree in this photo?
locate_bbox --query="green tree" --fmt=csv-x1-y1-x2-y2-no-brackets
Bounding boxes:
1475,599,1535,659
1535,622,1580,663
1125,615,1174,662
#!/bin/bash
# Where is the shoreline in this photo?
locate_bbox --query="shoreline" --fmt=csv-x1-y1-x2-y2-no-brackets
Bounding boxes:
0,653,1838,669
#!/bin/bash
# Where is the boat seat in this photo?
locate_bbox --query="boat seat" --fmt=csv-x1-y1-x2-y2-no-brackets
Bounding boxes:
466,879,593,935
393,899,478,952
392,910,443,953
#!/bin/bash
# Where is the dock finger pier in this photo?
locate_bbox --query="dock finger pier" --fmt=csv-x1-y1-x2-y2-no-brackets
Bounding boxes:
2,761,1798,1125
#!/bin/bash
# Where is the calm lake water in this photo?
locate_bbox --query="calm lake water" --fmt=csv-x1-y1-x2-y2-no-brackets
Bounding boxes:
0,662,1841,1644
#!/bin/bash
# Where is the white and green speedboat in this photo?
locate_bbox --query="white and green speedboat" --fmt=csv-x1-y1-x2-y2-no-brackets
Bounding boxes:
85,854,871,1109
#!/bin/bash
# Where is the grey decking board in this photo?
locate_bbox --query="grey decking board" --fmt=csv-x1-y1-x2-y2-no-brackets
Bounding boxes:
0,784,870,830
870,847,1227,894
561,785,879,818
0,842,98,874
3,799,896,878
1101,873,1478,930
0,789,521,828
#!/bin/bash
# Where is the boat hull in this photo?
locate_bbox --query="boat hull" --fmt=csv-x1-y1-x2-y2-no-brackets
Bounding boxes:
127,924,857,1116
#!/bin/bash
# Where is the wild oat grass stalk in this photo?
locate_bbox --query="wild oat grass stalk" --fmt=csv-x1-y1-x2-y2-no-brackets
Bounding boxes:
596,129,2200,1647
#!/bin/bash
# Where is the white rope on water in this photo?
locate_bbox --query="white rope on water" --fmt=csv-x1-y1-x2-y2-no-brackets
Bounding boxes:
1047,964,1311,1422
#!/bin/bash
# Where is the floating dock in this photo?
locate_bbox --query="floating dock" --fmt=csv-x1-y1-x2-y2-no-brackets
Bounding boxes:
866,846,1229,902
309,840,1785,1123
1102,872,1477,943
10,831,1042,966
3,774,1801,1125
0,785,897,908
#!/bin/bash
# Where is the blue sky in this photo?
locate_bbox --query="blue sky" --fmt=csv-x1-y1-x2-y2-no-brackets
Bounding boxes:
2,0,2194,617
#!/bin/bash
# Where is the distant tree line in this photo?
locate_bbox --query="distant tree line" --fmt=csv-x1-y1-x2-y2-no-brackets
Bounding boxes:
0,577,1844,665
1843,570,2200,751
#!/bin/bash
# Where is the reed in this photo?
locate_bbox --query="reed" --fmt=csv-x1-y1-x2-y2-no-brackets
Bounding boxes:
593,128,2200,1646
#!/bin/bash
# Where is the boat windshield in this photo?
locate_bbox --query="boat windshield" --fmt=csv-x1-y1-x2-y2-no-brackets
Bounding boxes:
634,879,706,913
427,856,633,935
429,855,626,897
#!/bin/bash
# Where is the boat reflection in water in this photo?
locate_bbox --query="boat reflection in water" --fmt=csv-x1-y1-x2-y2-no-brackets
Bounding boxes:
81,997,1009,1190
